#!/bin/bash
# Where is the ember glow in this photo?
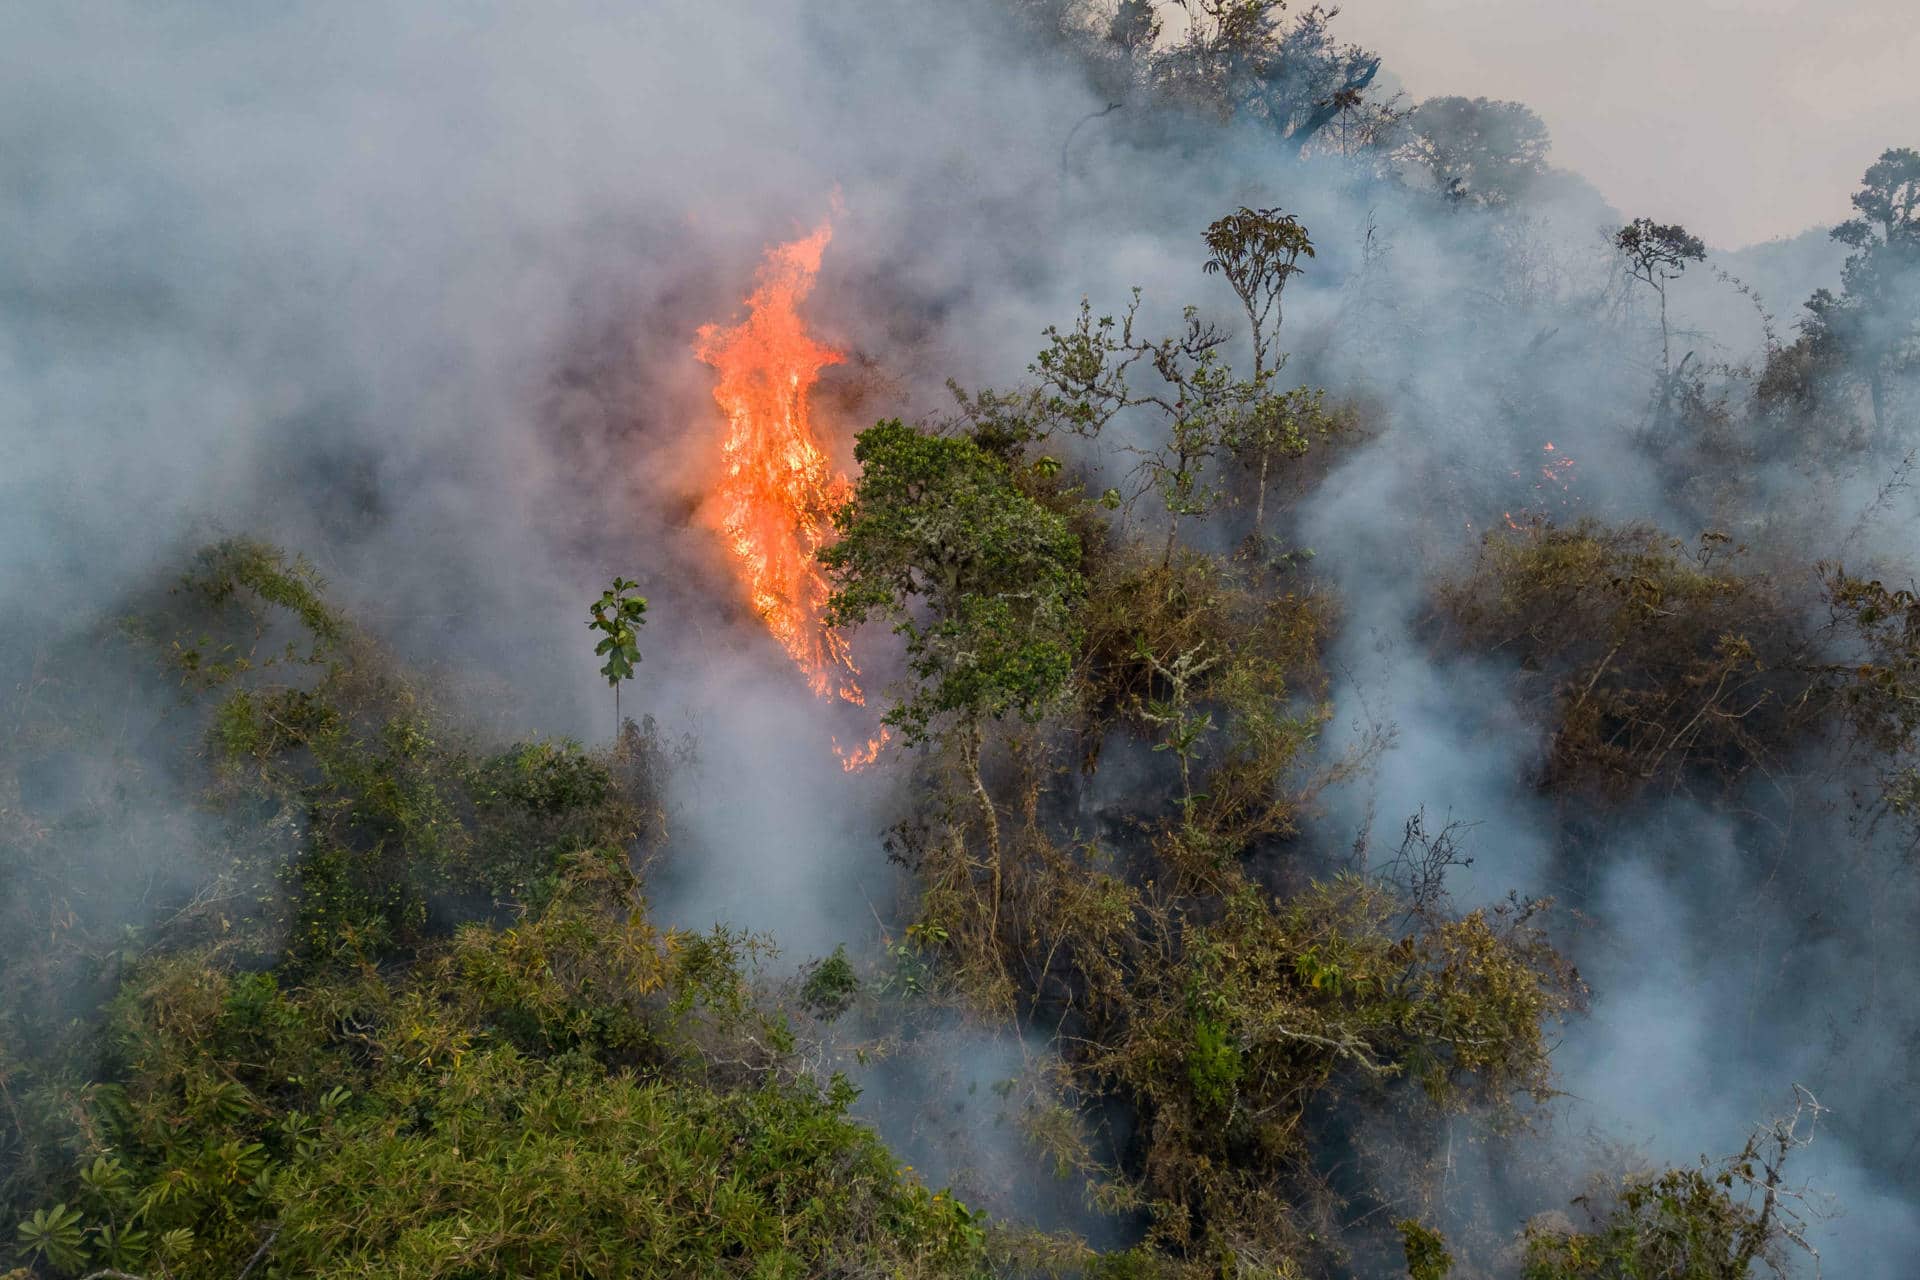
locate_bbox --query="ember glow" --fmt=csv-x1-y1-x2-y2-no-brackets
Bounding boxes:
694,222,864,705
1537,441,1575,491
1492,441,1579,533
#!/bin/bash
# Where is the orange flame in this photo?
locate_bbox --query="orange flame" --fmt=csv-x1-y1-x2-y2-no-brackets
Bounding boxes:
694,221,864,705
833,728,892,772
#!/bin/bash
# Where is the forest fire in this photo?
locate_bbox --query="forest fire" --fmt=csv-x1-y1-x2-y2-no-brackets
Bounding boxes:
693,221,864,705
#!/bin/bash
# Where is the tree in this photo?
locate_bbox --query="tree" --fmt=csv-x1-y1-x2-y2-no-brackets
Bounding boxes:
587,577,647,738
1202,206,1314,383
1614,218,1707,391
1202,206,1324,533
820,420,1084,938
1032,292,1238,562
1838,146,1920,242
1143,0,1390,149
1814,147,1920,437
1107,0,1160,58
1223,385,1334,536
1396,96,1551,208
1025,212,1328,553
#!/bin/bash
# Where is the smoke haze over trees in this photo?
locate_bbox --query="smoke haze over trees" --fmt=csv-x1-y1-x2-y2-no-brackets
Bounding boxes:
4,1,1919,1276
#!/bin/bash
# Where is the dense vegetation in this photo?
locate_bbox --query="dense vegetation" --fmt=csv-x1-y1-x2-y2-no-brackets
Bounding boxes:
7,2,1919,1277
1,545,986,1278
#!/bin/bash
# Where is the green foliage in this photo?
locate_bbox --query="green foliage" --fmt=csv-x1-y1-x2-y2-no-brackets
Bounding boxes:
1202,206,1314,379
1614,218,1707,286
1398,1218,1453,1280
3,541,994,1279
1524,1170,1775,1280
823,418,1086,991
1615,217,1707,387
156,545,658,965
1184,1015,1243,1115
1079,548,1332,871
5,853,985,1278
1031,874,1580,1263
800,945,861,1021
3,771,976,1277
1146,877,1576,1120
169,537,346,682
1032,224,1335,546
1523,1090,1823,1279
14,1204,85,1273
1222,385,1335,508
586,575,648,689
587,576,648,738
822,419,1085,746
273,1061,985,1279
1031,292,1299,551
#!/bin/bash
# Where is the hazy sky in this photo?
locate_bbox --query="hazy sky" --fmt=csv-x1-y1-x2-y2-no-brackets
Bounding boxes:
1340,0,1920,248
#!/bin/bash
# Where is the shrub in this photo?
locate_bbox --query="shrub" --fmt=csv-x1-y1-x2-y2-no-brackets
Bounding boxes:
1435,522,1825,797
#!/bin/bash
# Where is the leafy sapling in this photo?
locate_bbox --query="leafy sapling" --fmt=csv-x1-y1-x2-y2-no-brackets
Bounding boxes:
587,576,648,739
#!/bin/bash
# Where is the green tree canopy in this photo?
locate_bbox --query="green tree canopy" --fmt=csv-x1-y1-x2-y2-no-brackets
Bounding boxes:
821,420,1084,748
821,419,1084,949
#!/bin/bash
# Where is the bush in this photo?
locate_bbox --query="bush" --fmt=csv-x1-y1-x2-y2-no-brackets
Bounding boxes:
1435,522,1826,798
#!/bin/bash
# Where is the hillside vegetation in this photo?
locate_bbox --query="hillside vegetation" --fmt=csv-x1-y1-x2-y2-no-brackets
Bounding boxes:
7,2,1920,1277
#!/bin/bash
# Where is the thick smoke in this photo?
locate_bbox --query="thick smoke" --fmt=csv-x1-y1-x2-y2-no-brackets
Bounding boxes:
5,1,1918,1272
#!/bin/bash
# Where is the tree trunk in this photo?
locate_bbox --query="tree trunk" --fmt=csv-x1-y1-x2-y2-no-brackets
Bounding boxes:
1254,448,1270,536
1658,286,1672,381
1870,363,1888,443
963,718,1002,943
1654,290,1678,432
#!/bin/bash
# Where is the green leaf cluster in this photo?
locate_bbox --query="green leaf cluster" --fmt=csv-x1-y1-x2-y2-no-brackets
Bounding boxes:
586,576,648,688
822,420,1085,745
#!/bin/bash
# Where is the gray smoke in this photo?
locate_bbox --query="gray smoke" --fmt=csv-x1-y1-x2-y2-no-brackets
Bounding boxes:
6,1,1918,1272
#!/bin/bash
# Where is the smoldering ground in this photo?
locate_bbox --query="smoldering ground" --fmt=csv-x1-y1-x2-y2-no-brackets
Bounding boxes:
5,0,1919,1272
